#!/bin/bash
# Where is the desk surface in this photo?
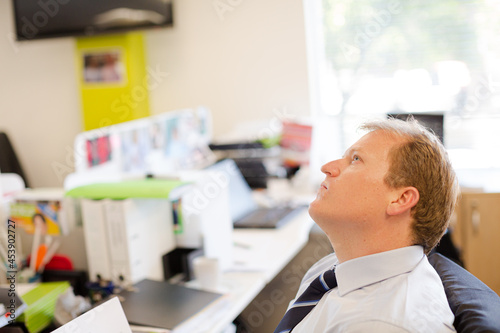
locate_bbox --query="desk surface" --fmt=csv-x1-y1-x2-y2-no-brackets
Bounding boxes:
175,209,315,333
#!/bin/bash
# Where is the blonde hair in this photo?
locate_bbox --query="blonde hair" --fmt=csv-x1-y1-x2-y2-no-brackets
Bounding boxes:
360,117,459,254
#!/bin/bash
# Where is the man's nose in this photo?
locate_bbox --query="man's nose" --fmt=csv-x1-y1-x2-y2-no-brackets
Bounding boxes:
321,159,341,177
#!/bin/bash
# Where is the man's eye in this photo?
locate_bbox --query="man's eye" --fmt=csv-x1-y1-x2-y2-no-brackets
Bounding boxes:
352,155,360,162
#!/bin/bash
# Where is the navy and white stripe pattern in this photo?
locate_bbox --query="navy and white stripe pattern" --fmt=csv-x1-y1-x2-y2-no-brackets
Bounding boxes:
274,268,337,333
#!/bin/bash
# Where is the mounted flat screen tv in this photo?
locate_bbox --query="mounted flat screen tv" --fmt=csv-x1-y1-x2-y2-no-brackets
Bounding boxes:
12,0,173,41
387,112,445,145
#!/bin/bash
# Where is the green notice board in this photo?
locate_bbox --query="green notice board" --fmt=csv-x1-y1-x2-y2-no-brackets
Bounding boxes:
76,32,150,130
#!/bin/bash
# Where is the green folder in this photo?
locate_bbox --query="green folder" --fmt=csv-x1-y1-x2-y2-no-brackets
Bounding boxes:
65,179,191,200
18,281,70,333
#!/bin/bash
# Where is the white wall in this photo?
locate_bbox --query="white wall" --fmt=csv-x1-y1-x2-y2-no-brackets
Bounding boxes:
0,1,81,188
0,0,311,188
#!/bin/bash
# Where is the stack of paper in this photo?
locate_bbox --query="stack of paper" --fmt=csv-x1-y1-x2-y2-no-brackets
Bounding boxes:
17,281,70,333
53,297,132,333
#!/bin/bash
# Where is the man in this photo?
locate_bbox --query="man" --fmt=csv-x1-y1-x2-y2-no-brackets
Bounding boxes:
275,118,459,332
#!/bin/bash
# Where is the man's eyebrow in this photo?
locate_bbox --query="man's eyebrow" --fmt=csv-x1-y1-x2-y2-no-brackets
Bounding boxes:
342,146,365,158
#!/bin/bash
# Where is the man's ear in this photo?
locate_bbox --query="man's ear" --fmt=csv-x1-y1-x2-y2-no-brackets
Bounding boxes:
387,187,420,216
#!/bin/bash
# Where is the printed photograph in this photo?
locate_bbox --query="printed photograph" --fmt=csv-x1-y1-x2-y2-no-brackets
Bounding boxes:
82,50,125,84
86,135,112,167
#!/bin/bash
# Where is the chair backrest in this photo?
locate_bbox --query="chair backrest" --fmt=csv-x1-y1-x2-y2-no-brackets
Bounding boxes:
0,132,30,188
428,252,500,333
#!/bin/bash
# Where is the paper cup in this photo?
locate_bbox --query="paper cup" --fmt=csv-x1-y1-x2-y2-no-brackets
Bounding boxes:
193,257,220,292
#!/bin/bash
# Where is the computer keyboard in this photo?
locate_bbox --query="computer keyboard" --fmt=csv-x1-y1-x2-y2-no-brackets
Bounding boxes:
234,205,307,229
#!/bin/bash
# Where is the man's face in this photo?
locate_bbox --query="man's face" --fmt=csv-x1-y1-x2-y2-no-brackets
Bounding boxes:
33,215,47,234
309,130,402,232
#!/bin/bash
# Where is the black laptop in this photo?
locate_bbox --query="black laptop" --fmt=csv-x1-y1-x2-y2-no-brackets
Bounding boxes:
206,159,307,229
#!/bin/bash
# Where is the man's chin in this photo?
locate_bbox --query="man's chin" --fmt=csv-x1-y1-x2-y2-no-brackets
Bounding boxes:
307,201,319,220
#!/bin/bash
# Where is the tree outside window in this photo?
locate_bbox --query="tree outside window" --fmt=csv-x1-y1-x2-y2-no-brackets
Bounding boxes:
310,0,500,177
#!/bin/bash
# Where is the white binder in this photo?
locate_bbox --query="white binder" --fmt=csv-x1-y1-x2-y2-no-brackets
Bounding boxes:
81,198,112,281
104,198,175,285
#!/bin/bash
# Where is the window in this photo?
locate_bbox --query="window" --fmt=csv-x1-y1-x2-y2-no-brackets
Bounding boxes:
305,0,500,187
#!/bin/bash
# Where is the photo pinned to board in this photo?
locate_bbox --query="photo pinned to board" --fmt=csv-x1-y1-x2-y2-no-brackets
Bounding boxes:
9,200,64,236
72,108,215,177
163,111,214,170
82,49,126,85
120,127,150,173
86,135,112,167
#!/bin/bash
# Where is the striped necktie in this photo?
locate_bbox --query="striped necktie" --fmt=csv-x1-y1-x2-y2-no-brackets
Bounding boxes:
274,269,337,333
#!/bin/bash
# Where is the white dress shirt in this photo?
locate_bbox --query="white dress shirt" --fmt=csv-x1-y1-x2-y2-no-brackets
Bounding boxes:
291,246,456,332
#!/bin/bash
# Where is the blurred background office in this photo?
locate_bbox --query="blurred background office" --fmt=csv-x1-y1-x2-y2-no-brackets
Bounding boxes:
2,0,500,190
2,1,500,331
0,0,311,188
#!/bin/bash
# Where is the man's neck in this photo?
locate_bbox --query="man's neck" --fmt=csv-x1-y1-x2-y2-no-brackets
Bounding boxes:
327,221,413,263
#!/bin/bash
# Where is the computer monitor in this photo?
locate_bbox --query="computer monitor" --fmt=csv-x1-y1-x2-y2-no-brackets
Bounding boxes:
387,113,445,145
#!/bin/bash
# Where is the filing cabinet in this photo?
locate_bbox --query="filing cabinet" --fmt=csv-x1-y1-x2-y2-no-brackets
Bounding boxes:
451,191,500,295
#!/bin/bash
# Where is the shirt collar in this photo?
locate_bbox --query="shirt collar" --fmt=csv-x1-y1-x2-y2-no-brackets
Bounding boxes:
335,245,425,297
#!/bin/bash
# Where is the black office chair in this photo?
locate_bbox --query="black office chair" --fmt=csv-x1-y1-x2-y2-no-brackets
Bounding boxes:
435,230,464,267
428,252,500,333
0,131,30,187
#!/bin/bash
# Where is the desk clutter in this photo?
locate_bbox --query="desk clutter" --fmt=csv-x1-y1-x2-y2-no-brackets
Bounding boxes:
65,107,215,190
47,279,225,333
0,107,314,332
52,281,225,333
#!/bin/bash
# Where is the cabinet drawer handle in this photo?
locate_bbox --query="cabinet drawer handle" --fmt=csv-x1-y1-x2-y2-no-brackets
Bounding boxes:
471,208,480,234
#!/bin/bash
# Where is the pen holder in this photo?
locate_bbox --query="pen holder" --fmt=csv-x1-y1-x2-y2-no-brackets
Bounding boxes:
16,268,41,284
